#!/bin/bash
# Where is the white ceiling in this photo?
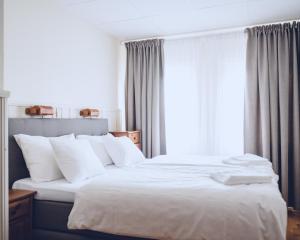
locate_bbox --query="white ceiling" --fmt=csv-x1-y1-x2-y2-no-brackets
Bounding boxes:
61,0,300,41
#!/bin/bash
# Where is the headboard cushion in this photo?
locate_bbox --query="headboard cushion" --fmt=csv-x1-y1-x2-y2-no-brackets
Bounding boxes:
9,118,109,187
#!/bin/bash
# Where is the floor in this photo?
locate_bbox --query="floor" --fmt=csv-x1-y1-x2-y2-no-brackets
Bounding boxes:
288,210,300,240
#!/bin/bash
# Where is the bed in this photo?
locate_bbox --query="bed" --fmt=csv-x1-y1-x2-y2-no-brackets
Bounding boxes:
9,118,287,240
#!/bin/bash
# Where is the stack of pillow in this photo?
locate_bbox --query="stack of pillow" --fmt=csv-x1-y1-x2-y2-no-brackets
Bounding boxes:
14,133,145,183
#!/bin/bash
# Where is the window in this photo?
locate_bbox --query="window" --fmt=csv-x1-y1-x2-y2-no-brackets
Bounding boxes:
164,31,246,155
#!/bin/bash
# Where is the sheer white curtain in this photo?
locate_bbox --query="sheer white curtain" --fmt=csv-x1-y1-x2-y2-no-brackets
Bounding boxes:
164,31,246,155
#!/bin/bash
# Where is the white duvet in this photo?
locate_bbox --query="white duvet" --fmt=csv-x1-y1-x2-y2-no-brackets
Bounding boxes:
68,155,287,240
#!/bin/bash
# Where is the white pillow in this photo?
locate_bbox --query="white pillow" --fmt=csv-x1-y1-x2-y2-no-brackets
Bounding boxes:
103,136,145,167
14,134,75,182
76,134,114,166
50,139,105,183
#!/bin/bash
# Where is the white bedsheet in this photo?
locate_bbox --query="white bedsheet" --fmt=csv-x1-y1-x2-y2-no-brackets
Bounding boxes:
68,155,287,240
12,165,118,202
13,178,83,202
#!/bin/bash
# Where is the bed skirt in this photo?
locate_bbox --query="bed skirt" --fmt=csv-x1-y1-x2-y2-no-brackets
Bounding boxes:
33,200,150,240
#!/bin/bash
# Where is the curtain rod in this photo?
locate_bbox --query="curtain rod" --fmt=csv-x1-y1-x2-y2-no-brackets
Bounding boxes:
120,18,299,44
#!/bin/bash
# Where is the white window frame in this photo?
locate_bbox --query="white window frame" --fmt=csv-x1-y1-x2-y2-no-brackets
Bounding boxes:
0,90,9,240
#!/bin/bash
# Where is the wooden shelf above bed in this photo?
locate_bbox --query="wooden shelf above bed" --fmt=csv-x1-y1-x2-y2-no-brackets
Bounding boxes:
80,108,100,118
25,105,54,116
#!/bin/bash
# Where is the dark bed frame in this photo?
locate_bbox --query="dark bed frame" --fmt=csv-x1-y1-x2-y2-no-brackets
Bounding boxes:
9,118,149,240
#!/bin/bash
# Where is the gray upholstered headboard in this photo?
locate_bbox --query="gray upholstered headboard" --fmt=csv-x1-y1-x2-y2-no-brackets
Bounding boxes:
8,118,109,188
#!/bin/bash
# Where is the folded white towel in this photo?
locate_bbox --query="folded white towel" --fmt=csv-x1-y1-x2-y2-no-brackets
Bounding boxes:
211,171,274,185
223,153,270,166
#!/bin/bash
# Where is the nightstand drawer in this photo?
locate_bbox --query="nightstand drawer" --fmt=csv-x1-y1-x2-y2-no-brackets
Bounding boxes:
128,132,140,144
9,216,31,240
110,131,141,144
9,198,30,222
9,190,36,240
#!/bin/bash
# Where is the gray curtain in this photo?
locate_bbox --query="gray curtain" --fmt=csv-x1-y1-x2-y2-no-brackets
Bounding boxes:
245,22,300,209
125,39,166,158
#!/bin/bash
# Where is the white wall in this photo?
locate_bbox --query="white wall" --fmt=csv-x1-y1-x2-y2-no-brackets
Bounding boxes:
117,44,126,131
3,0,120,129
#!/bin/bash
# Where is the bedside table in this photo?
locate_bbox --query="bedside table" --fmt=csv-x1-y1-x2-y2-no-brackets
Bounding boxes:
9,189,36,240
110,131,141,150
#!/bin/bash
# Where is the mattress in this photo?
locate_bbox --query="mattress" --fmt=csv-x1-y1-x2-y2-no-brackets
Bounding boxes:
13,178,82,202
13,165,119,202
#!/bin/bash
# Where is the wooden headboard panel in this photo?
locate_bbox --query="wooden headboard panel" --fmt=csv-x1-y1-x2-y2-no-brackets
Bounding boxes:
8,118,108,187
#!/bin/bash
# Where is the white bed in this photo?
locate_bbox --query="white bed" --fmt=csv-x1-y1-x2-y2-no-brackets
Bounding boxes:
13,155,287,240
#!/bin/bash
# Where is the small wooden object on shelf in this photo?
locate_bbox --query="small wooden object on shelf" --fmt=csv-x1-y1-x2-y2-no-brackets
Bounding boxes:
110,131,141,150
9,189,36,240
80,108,100,118
25,105,54,116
